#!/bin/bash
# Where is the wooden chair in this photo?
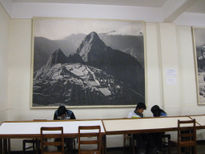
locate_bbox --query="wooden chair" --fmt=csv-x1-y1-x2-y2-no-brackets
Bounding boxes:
23,139,38,154
177,119,197,154
123,133,132,154
78,125,102,154
40,127,64,154
123,133,139,154
23,119,46,154
160,134,171,154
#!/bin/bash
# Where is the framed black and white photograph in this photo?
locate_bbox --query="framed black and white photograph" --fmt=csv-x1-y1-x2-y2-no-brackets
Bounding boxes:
193,27,205,104
31,17,146,108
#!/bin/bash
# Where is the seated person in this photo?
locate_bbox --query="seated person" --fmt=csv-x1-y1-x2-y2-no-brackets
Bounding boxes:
151,105,167,117
54,105,75,120
128,102,146,118
151,105,168,153
53,105,76,153
128,102,148,154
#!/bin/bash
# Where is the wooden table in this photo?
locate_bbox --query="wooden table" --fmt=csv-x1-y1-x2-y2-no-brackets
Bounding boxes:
190,115,205,128
1,115,205,153
102,116,195,134
102,116,203,154
0,120,104,153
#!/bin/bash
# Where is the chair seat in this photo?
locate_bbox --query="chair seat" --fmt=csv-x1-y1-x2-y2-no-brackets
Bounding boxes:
179,141,196,147
42,152,63,154
23,119,47,153
160,133,171,154
79,150,101,154
23,138,38,153
123,133,133,153
23,139,36,144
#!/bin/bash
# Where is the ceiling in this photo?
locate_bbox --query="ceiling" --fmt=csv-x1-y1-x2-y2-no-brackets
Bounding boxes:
10,0,169,7
1,0,205,26
10,0,205,14
187,0,205,14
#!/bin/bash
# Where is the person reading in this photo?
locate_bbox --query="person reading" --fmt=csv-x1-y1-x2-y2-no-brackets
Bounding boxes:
128,102,148,154
128,102,146,118
151,105,168,153
54,105,76,120
151,105,167,117
53,105,76,153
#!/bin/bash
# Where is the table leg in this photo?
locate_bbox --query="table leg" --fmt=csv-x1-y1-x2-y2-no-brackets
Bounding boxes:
3,139,7,154
102,135,106,154
2,138,10,154
8,139,10,154
0,138,2,154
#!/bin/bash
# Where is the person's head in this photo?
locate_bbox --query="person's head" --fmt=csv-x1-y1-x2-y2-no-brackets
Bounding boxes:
151,105,164,117
201,47,205,58
135,102,146,114
57,105,67,119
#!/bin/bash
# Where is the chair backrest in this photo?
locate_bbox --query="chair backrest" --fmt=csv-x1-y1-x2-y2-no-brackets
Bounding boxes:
177,119,197,154
78,125,101,154
40,127,64,154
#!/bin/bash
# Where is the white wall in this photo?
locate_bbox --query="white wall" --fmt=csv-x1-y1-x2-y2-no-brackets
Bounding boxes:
0,0,204,151
7,20,137,150
7,19,205,150
159,23,182,115
145,23,163,114
1,2,204,150
7,20,167,121
9,21,202,121
7,19,133,120
0,3,9,121
177,26,201,115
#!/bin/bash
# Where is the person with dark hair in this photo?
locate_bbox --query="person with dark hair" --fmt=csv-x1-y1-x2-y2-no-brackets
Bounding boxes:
151,105,167,117
128,102,147,154
151,105,168,153
54,105,76,120
53,105,76,153
128,102,146,118
198,46,205,71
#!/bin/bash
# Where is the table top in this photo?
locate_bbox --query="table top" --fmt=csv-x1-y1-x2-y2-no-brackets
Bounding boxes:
0,115,204,138
190,115,205,127
103,116,196,134
0,120,104,138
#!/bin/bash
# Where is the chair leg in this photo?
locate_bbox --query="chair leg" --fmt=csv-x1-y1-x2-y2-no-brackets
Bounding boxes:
194,145,197,154
123,134,126,154
2,138,11,154
130,135,135,154
123,134,128,154
0,138,2,154
73,138,76,153
8,139,10,154
167,141,170,154
33,140,35,151
178,145,181,154
35,139,40,154
23,140,26,154
103,135,107,154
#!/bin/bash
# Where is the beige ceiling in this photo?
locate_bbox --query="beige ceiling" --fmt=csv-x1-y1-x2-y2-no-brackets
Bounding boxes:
10,0,205,14
11,0,168,7
2,0,203,23
188,0,205,14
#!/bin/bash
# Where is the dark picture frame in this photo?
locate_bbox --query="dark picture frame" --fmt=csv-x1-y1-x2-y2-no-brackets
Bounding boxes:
193,27,205,105
31,17,146,108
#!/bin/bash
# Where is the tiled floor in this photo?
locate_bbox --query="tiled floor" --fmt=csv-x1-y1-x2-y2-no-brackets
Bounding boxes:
10,145,205,154
110,145,205,154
